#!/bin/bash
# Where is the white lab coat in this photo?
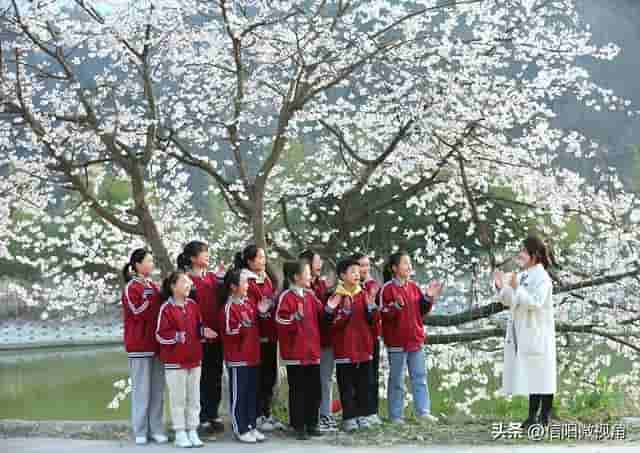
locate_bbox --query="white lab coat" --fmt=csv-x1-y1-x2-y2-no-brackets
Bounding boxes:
498,264,557,396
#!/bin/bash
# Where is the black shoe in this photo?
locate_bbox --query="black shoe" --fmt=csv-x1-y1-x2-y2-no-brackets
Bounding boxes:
295,430,309,440
521,417,538,430
209,420,225,433
307,428,324,437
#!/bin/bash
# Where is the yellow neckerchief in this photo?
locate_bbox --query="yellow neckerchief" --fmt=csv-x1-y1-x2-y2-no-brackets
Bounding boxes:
335,282,362,297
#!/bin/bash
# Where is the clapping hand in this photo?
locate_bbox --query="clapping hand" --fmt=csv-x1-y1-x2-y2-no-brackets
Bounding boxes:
257,298,271,314
510,272,518,290
327,294,341,311
494,271,504,290
240,311,253,328
425,280,444,300
293,302,304,321
203,327,217,339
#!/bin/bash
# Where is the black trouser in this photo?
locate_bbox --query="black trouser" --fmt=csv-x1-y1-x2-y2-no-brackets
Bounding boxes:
229,366,258,435
258,342,278,419
367,340,380,416
199,341,224,423
336,361,371,421
528,393,554,423
286,364,321,432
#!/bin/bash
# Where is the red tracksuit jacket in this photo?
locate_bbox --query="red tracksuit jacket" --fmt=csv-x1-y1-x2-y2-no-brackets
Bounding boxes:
363,278,382,339
275,287,326,366
221,297,261,367
380,279,434,353
244,270,278,344
122,277,162,357
189,271,223,343
310,276,333,348
330,285,379,364
155,298,205,369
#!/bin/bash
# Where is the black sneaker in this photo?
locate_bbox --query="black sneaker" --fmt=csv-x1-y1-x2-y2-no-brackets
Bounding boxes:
307,428,324,437
200,419,225,434
295,430,309,440
521,417,538,431
318,415,338,432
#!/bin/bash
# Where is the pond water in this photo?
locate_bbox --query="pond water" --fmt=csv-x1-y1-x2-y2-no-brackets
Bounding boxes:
0,343,633,422
0,346,131,420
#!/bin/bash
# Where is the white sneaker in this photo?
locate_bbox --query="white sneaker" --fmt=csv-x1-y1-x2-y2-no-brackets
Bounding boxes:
174,430,193,448
368,414,383,425
188,430,204,447
343,418,359,432
135,436,148,445
257,416,274,432
390,418,405,425
357,416,371,429
237,431,257,443
252,429,266,442
256,416,269,431
270,417,286,430
151,433,168,443
418,413,438,423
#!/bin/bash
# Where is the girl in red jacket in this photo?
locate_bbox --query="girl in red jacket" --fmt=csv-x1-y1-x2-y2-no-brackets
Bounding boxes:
327,257,379,432
299,249,337,432
233,245,283,432
156,271,216,448
379,252,443,424
177,241,225,434
276,260,338,440
121,248,167,446
221,268,271,443
352,252,383,426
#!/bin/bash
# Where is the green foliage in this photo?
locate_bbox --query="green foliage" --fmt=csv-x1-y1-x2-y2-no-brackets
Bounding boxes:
97,175,132,205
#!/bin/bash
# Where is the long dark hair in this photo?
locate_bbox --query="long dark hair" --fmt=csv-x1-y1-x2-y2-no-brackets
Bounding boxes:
233,244,260,270
161,270,185,301
522,235,555,269
383,251,408,282
177,241,208,271
220,268,243,306
351,252,366,262
122,248,151,283
233,244,278,288
282,260,306,291
299,249,318,266
336,257,358,279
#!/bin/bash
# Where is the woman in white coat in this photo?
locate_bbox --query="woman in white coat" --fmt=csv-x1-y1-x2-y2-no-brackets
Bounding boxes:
495,235,556,428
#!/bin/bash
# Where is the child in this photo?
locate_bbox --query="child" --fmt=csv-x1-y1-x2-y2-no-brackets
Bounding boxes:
328,258,379,432
121,248,167,445
156,271,217,448
221,268,271,443
233,245,283,432
379,252,443,424
276,260,336,440
299,249,336,432
352,252,383,426
177,241,225,434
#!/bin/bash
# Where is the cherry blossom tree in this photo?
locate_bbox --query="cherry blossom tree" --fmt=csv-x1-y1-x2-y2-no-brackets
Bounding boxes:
1,0,639,415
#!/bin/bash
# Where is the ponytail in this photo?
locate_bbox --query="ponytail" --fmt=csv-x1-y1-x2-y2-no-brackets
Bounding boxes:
233,244,260,271
161,270,184,301
283,260,306,291
123,248,151,283
122,262,134,283
220,268,243,306
177,241,208,271
523,235,557,270
233,251,246,271
383,251,407,283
